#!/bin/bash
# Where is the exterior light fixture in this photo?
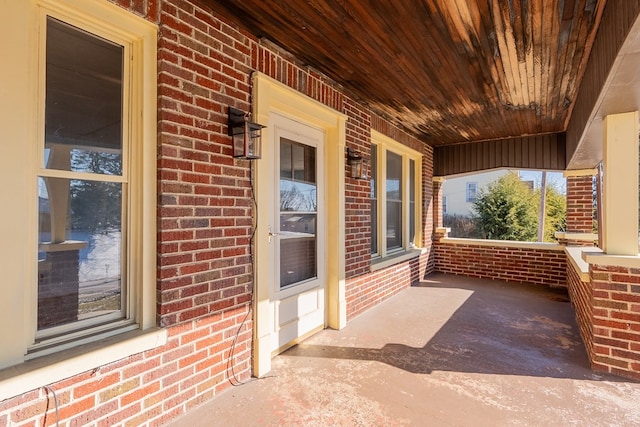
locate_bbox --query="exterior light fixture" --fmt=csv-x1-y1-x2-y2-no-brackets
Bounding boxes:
346,147,368,180
228,106,265,159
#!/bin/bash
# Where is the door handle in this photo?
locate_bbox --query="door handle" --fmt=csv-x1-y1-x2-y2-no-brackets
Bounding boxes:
268,227,280,243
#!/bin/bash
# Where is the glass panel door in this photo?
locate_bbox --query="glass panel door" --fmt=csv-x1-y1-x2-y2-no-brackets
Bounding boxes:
279,138,317,288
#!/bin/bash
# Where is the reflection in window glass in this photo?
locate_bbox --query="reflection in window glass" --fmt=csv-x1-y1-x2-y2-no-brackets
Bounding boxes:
280,180,317,212
370,145,378,254
45,17,124,175
281,138,315,183
409,159,416,246
279,138,317,288
386,151,402,250
37,177,123,330
466,182,478,202
280,237,317,287
280,142,292,179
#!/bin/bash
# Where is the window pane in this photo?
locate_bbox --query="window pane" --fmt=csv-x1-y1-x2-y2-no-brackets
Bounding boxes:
386,151,402,202
280,140,317,288
386,151,402,250
45,17,123,175
370,146,377,198
38,177,123,331
371,200,378,254
371,146,378,254
290,141,316,183
280,180,317,212
466,182,478,202
386,200,402,250
409,159,416,245
280,142,292,179
280,235,317,287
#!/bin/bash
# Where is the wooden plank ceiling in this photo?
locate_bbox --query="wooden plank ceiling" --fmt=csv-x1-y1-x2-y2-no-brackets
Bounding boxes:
206,0,606,146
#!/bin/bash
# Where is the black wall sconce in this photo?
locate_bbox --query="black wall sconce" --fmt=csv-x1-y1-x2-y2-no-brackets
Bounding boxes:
346,147,368,180
228,106,265,159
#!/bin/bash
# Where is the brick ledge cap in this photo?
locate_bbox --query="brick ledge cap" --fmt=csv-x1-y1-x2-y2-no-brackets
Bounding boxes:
555,232,598,241
440,237,564,251
566,246,600,281
582,251,640,268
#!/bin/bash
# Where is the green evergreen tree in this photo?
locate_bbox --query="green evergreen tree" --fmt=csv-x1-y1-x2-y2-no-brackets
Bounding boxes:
70,151,122,232
537,184,566,242
472,172,538,241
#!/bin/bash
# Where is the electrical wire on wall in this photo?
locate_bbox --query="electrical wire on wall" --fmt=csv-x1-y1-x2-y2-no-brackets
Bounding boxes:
227,160,257,386
42,386,60,427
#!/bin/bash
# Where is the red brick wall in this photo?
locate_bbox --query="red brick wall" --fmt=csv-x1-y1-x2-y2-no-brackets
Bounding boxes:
566,262,594,361
0,306,251,426
346,252,429,321
253,41,344,111
157,0,255,328
590,264,640,380
435,241,567,287
344,97,373,278
423,144,436,274
565,175,594,233
564,174,596,246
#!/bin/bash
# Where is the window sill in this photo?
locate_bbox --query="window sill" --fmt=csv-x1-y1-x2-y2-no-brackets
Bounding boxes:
370,248,424,272
0,327,167,401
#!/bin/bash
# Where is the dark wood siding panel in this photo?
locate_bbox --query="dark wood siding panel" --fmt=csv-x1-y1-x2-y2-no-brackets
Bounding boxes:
566,1,640,160
434,133,566,176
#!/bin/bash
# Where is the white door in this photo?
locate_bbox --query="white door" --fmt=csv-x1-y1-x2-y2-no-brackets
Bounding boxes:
269,114,326,354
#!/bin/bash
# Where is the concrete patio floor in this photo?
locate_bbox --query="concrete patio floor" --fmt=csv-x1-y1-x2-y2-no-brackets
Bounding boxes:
168,273,640,426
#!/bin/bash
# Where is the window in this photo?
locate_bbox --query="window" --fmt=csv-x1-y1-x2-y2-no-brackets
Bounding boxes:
370,147,378,254
370,131,422,258
0,0,157,370
443,196,448,214
466,182,478,202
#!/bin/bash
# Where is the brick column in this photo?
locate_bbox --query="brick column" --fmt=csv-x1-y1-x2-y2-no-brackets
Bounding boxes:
432,177,445,230
559,169,598,246
578,111,640,381
583,259,640,380
38,244,85,329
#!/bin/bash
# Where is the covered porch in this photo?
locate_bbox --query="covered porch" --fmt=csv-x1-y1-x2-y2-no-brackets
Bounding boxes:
3,1,640,425
170,273,640,426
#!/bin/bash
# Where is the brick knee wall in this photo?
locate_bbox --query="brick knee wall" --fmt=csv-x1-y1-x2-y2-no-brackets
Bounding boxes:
590,265,640,380
435,241,566,287
346,252,429,321
566,263,594,361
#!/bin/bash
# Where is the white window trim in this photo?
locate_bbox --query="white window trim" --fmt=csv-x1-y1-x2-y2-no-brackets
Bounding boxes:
370,130,422,261
0,0,163,390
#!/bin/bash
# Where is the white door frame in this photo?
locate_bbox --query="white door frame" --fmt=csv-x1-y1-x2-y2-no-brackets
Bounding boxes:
252,72,347,377
270,115,326,354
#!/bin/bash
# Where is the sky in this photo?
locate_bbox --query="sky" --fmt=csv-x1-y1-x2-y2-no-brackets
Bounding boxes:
518,170,566,194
